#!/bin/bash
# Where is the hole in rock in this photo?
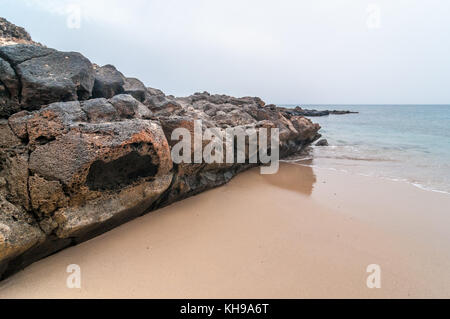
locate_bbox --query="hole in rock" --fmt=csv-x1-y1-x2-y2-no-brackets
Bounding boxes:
86,151,158,191
35,136,56,145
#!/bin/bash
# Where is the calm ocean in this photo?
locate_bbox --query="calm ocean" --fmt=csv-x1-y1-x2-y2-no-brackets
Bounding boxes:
281,104,450,194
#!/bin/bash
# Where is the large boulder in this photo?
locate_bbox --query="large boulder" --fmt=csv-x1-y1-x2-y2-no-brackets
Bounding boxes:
123,77,147,102
92,64,125,99
4,96,168,241
91,64,148,103
0,44,55,65
0,44,94,117
81,98,118,123
109,94,152,119
18,50,95,107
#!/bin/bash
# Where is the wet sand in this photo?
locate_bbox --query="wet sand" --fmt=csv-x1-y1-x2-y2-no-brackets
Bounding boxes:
1,162,450,298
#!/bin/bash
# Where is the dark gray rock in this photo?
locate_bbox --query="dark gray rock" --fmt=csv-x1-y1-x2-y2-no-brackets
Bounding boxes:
146,87,164,96
316,138,328,146
92,64,125,99
0,57,19,98
0,57,20,117
123,77,146,102
0,44,95,117
0,44,55,65
279,106,358,117
18,50,94,108
110,94,152,119
145,94,183,116
81,98,118,123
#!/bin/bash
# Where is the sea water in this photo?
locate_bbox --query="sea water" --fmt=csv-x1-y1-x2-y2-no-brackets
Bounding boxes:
281,105,450,194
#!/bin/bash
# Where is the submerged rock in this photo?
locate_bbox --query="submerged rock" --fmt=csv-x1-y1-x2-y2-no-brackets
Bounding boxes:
316,139,329,146
0,17,321,279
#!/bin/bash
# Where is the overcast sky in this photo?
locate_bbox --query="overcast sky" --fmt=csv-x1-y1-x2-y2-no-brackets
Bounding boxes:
2,0,449,104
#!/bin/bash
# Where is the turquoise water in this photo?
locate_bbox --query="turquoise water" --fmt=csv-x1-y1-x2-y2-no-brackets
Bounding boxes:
281,105,450,194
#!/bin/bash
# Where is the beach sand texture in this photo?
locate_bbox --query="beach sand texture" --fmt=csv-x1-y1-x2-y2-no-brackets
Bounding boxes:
1,162,450,298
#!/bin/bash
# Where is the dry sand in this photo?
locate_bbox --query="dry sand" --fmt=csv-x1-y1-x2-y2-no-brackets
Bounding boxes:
1,161,450,298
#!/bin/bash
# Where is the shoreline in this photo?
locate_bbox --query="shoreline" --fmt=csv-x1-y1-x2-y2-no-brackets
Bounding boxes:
286,159,450,196
1,162,449,298
297,104,450,196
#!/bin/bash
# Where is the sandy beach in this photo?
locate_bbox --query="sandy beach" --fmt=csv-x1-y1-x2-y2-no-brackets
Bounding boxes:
1,1,450,304
1,161,449,298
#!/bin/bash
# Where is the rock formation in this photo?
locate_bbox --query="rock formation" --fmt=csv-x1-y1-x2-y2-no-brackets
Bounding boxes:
315,139,329,146
0,17,40,46
0,18,321,279
279,106,358,117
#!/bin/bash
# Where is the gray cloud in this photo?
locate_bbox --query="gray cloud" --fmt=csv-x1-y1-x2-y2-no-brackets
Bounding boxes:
3,0,450,104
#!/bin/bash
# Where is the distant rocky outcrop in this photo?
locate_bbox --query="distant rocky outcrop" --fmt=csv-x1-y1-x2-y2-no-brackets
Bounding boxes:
279,106,358,117
0,17,40,46
0,18,321,279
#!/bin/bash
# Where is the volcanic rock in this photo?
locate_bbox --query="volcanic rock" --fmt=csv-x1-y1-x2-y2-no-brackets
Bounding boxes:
279,106,358,117
316,138,329,146
0,17,322,279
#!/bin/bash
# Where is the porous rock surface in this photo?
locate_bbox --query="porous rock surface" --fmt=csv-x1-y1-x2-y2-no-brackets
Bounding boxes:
0,18,321,279
0,17,39,46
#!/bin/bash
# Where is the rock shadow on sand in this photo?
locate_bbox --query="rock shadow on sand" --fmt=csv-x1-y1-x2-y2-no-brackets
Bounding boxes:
261,160,316,196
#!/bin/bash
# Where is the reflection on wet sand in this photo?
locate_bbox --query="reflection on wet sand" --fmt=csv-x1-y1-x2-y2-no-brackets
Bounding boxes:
261,160,316,196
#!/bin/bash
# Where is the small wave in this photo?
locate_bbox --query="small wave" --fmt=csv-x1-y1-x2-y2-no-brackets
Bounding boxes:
313,154,398,162
281,157,313,163
282,160,450,196
355,174,450,194
281,160,349,173
411,183,450,195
